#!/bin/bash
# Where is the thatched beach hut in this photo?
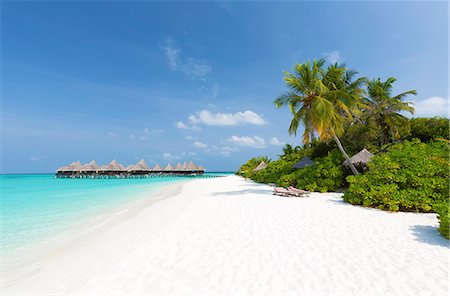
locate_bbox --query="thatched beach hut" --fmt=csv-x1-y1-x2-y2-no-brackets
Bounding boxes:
343,148,374,170
152,163,163,173
64,161,81,172
292,156,315,169
164,163,175,173
186,161,198,172
109,159,125,171
56,159,206,178
253,161,268,172
129,159,150,175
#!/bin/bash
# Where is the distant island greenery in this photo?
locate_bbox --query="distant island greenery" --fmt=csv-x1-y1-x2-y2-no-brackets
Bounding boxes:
237,59,449,239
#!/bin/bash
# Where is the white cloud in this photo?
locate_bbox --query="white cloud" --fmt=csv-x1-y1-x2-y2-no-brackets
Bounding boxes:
129,134,136,140
176,121,201,130
227,135,266,149
162,152,181,161
217,146,238,157
270,137,285,146
161,38,179,70
138,136,147,141
162,153,172,160
324,50,342,64
182,59,211,79
176,121,189,129
193,141,208,148
205,145,239,157
413,97,449,117
187,110,267,127
161,38,211,79
181,151,197,156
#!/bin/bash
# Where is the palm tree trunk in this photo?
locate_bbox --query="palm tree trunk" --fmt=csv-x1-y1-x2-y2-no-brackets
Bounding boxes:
333,135,359,175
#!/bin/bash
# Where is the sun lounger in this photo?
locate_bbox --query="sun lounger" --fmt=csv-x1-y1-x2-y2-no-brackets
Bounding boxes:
273,187,307,197
273,187,293,197
288,186,311,197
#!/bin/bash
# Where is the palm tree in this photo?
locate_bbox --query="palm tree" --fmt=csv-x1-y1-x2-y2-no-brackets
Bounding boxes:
364,78,416,146
274,59,366,175
281,143,294,156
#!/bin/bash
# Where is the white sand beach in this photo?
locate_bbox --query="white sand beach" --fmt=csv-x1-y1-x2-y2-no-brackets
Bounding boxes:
3,175,448,295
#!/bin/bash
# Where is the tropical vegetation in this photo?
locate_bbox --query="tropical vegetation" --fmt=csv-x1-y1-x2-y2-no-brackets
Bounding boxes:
237,58,449,238
343,140,449,212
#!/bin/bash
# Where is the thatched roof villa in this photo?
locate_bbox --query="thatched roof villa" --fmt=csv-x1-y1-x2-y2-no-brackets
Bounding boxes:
292,156,315,169
56,159,206,178
343,148,374,167
253,161,268,172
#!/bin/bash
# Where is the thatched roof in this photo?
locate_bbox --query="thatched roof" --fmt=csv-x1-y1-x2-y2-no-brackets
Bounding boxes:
164,163,174,171
197,165,205,171
253,161,268,172
83,160,98,171
292,156,315,169
343,148,374,166
74,162,92,172
129,159,150,171
174,162,182,171
57,161,76,172
109,159,125,171
186,161,197,171
66,161,83,172
152,163,162,171
97,164,109,171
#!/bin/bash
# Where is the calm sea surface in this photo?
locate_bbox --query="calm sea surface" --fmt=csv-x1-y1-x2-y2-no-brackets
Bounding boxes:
1,173,231,260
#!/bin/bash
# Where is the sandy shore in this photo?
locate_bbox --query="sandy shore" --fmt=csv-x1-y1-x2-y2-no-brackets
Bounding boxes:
3,175,448,295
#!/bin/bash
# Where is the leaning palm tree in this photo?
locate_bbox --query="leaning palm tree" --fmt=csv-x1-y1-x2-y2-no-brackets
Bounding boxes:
274,59,365,175
364,78,416,146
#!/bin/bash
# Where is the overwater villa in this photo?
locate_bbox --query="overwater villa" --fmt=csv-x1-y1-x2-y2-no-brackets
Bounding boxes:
56,159,205,178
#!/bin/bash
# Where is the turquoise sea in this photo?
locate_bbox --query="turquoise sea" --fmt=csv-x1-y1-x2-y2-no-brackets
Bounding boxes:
1,173,230,264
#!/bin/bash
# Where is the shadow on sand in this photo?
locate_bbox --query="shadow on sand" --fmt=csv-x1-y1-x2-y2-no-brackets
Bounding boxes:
410,225,449,248
209,188,273,197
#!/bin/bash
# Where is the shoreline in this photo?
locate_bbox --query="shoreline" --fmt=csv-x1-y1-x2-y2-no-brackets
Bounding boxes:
2,178,192,286
3,175,448,294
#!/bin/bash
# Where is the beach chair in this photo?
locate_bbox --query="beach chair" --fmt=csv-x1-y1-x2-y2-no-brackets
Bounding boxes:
273,187,306,197
288,186,311,197
273,187,292,197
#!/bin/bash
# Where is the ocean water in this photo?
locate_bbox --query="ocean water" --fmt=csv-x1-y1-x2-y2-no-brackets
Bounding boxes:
1,173,230,265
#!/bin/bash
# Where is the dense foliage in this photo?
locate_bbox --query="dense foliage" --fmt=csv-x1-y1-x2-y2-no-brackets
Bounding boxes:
278,150,345,192
236,156,271,179
409,117,449,142
238,58,449,238
434,203,449,239
343,140,449,212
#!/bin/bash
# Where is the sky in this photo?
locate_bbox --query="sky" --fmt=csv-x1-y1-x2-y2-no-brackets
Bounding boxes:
1,1,448,173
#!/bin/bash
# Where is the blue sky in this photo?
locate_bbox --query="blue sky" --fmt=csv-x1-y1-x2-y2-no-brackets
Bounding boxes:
1,1,448,173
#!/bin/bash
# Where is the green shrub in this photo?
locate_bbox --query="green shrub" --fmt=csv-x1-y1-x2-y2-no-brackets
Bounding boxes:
252,158,295,184
434,203,449,239
409,117,449,142
236,156,271,179
344,140,449,212
278,150,344,192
